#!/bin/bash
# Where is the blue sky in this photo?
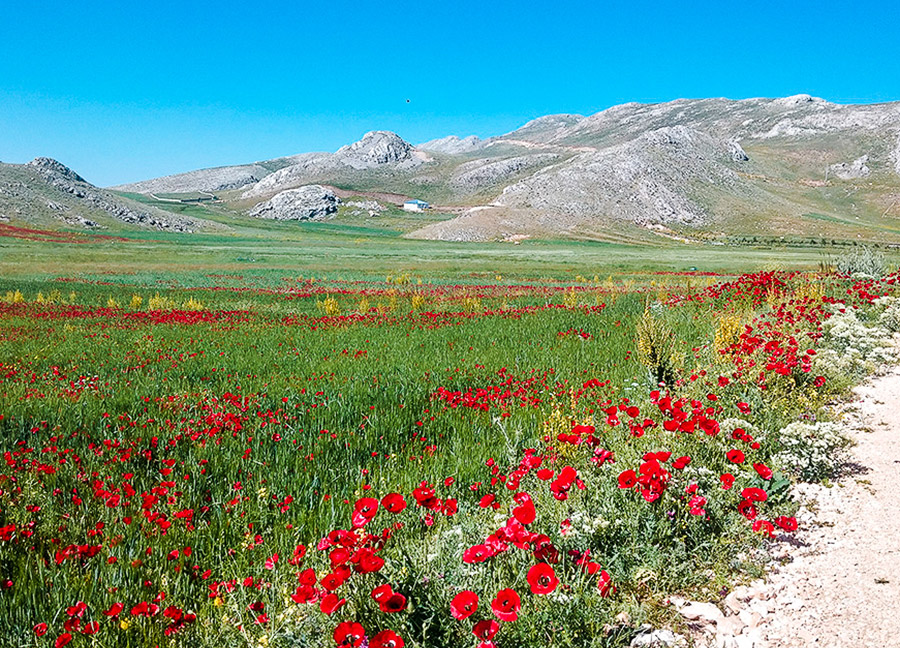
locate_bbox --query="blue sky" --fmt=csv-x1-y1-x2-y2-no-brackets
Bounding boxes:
2,0,898,186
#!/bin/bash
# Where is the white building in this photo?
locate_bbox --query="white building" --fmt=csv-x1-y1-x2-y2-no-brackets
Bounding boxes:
402,199,430,212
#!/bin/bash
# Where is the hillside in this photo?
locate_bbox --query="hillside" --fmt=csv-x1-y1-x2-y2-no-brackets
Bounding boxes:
6,95,900,244
0,158,224,233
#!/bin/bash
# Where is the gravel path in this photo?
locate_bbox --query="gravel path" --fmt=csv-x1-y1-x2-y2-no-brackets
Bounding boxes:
669,367,900,648
758,366,900,648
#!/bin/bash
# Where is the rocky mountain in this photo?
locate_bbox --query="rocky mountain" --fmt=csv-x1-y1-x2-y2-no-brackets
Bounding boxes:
0,158,215,232
103,95,900,244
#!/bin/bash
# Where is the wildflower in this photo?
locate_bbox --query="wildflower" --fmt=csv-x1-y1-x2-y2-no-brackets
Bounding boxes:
473,619,500,640
451,590,478,620
370,629,404,648
491,588,521,622
527,563,559,595
334,621,365,647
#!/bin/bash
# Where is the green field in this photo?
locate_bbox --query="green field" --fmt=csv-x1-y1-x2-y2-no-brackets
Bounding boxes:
0,234,896,648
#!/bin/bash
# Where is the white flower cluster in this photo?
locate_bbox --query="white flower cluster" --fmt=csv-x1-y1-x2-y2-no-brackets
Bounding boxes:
814,305,898,379
874,296,900,332
775,421,851,481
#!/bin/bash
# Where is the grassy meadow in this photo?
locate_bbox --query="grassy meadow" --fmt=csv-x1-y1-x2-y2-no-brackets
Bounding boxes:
1,231,898,648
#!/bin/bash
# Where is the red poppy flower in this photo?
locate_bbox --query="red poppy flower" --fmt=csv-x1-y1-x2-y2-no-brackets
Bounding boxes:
34,623,48,637
753,462,773,480
741,487,768,502
450,590,478,620
298,568,317,586
319,593,346,615
291,584,318,604
381,493,407,514
380,592,407,613
536,468,554,481
720,473,735,489
672,456,691,470
512,492,536,525
370,630,405,648
81,621,100,635
479,494,496,508
737,499,757,520
617,469,637,489
774,515,798,531
66,601,87,618
371,584,393,602
54,634,73,648
463,544,493,564
726,449,745,464
491,588,521,622
737,402,751,414
334,621,366,647
752,520,775,538
473,619,500,640
527,563,559,595
321,571,347,591
597,570,615,597
102,602,124,617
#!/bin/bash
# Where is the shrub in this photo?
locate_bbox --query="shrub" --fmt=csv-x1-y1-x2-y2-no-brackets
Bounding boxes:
835,246,885,278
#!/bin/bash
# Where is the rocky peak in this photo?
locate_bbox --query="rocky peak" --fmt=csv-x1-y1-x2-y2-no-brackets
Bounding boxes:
26,157,87,183
336,131,413,169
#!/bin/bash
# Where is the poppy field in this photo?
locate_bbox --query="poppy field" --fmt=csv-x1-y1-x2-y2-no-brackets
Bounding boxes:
1,267,897,648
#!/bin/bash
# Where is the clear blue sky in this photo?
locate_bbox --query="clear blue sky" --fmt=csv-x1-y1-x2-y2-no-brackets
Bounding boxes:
2,0,898,187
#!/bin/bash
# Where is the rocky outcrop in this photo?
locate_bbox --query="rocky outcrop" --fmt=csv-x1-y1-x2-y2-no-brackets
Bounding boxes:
248,185,340,221
241,132,419,199
335,131,415,169
112,164,270,194
449,154,559,192
829,155,871,180
418,135,484,154
728,140,749,162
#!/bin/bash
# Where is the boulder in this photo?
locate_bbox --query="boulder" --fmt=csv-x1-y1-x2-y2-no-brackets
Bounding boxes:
249,185,340,221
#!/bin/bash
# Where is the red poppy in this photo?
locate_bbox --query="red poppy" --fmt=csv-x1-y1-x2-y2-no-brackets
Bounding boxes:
617,469,637,489
371,584,393,602
672,456,691,470
334,621,366,647
55,634,73,648
512,492,536,525
491,588,521,622
720,473,735,489
463,544,493,564
597,570,615,597
352,497,379,527
737,499,757,520
370,630,405,648
321,571,347,591
381,493,407,514
34,623,48,637
473,619,500,640
320,593,346,615
726,449,745,464
753,463,773,480
81,621,100,635
450,590,478,620
752,520,775,538
298,568,317,586
527,563,559,595
102,602,124,616
741,487,768,502
380,592,407,613
291,584,318,604
774,515,798,532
